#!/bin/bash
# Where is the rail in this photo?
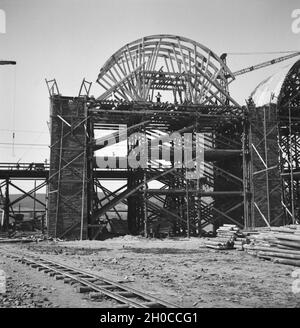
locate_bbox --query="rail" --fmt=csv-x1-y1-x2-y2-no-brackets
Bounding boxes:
0,249,179,308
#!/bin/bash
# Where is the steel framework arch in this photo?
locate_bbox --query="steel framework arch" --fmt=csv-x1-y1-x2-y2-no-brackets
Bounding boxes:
250,59,300,225
278,59,300,110
97,34,239,106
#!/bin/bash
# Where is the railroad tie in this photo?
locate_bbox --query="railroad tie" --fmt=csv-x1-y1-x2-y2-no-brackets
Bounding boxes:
63,278,72,284
54,274,64,280
98,285,118,290
142,302,164,308
76,286,95,293
69,280,80,286
37,266,47,272
115,304,131,308
83,278,98,283
115,291,136,298
89,292,104,300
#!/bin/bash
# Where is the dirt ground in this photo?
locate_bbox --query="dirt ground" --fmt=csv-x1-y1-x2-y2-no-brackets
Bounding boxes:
1,235,300,308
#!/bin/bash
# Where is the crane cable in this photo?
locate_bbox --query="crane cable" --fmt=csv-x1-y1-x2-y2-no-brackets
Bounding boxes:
12,64,17,157
226,50,300,56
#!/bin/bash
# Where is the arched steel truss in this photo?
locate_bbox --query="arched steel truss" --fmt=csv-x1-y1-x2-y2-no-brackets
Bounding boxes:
277,60,300,222
97,35,239,106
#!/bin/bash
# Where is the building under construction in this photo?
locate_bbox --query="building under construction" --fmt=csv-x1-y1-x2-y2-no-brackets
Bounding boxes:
1,35,300,240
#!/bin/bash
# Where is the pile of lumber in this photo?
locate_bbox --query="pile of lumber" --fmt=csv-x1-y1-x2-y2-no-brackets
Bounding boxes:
0,232,9,239
0,237,35,243
244,225,300,267
234,236,250,251
205,224,241,250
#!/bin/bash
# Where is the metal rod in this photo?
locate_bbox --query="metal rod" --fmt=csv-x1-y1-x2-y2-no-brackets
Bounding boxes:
143,172,148,237
54,120,64,237
185,168,190,238
80,150,86,241
288,103,295,223
264,105,271,223
4,178,9,231
33,180,36,220
197,178,201,236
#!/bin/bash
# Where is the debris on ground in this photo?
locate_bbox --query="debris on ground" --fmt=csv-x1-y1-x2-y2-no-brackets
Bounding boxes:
0,232,63,244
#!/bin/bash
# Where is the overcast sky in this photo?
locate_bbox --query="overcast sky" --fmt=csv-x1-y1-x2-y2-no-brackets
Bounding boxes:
0,0,299,165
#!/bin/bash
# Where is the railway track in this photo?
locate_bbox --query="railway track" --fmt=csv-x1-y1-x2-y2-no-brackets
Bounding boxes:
0,249,179,308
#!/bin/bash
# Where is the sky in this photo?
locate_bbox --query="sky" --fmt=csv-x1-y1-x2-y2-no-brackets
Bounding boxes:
0,0,299,166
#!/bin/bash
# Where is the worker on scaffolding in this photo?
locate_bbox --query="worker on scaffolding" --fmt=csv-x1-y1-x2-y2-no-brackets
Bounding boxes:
156,92,162,103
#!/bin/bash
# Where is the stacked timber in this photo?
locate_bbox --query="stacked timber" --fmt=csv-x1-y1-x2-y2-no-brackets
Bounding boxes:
244,225,300,267
234,236,250,251
205,224,241,250
0,232,9,239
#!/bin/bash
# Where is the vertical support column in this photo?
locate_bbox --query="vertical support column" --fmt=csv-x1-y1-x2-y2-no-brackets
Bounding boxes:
86,108,94,239
197,178,202,236
185,167,190,238
263,106,271,223
44,176,49,234
242,106,253,229
4,177,9,232
33,180,37,221
250,103,284,227
48,96,89,240
143,172,148,237
288,104,296,223
80,149,86,241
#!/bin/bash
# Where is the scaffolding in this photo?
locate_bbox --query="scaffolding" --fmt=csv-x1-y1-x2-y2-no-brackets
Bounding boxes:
0,162,48,233
44,36,300,239
2,37,299,239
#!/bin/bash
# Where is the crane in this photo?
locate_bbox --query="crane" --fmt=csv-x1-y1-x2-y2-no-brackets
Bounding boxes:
0,60,16,65
230,52,300,77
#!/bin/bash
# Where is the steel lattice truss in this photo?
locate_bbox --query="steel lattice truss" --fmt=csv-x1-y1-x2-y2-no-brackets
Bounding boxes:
277,60,300,223
278,60,300,110
96,35,239,106
87,99,246,239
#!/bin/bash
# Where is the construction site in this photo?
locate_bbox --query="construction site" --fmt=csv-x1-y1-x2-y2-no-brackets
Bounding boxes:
1,1,300,310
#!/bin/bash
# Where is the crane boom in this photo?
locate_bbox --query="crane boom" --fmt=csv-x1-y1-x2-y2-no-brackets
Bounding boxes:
232,52,300,77
0,60,16,65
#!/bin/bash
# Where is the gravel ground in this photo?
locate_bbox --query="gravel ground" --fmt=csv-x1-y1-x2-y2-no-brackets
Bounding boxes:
1,236,300,308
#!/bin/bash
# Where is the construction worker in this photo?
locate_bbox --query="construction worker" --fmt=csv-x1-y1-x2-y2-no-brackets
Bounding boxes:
156,92,162,103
